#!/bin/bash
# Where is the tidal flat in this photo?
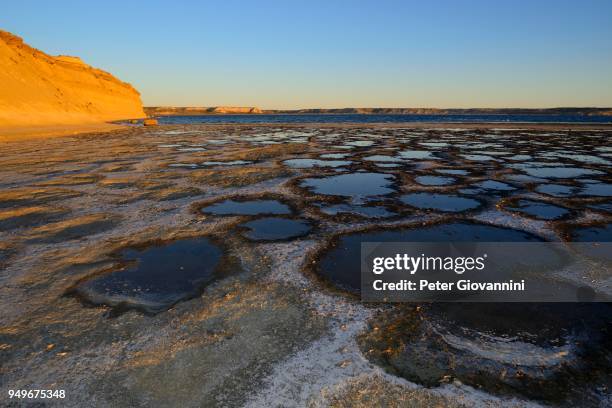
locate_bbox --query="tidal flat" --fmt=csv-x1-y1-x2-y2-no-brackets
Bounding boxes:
0,123,611,407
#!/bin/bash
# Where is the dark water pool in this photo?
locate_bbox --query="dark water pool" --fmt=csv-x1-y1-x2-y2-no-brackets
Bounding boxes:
400,193,481,212
72,238,223,314
536,183,578,197
300,173,396,200
474,180,516,191
239,217,311,241
414,175,456,186
200,199,291,215
571,223,612,242
316,203,397,218
317,222,541,293
505,199,571,220
283,158,352,168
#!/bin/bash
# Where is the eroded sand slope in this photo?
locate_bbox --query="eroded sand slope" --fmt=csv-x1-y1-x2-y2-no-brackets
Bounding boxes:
0,30,145,128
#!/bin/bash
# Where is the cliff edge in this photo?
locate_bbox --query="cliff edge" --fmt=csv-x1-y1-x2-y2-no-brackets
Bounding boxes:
0,30,145,128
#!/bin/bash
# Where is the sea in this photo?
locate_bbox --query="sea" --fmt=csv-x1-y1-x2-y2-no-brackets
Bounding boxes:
154,113,612,125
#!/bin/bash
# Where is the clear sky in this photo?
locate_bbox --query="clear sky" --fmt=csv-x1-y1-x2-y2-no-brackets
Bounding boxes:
2,1,612,109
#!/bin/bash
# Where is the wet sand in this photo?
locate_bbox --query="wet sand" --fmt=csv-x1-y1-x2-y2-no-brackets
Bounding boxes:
0,123,610,407
0,122,126,142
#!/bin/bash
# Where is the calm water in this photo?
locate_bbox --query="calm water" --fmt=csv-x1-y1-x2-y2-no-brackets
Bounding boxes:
317,222,542,293
200,199,291,215
73,238,223,314
154,114,612,124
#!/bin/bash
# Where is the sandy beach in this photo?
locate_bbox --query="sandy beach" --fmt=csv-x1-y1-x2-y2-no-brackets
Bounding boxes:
0,122,129,142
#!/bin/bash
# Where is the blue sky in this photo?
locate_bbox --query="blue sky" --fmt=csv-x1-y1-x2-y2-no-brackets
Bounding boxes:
2,1,612,108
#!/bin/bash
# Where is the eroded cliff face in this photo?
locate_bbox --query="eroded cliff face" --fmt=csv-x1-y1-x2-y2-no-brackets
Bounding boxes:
0,30,145,127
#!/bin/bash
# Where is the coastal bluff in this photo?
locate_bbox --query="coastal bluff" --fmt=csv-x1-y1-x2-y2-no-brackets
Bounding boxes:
145,106,262,115
0,30,145,128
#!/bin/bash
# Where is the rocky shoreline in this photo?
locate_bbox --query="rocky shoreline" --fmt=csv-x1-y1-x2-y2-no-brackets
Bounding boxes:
0,124,610,407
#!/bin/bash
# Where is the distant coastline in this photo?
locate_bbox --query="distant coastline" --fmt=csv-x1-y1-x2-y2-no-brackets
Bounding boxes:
145,106,612,116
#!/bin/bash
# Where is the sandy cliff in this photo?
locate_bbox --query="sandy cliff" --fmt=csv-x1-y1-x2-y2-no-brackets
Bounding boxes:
0,30,145,128
211,106,262,114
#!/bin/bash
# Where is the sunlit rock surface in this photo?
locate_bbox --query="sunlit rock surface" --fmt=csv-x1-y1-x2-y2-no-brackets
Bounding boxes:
0,30,145,128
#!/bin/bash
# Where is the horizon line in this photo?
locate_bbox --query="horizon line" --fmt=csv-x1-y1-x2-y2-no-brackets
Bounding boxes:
143,105,612,110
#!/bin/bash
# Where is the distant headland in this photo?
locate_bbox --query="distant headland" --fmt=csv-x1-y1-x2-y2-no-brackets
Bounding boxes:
145,106,612,116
